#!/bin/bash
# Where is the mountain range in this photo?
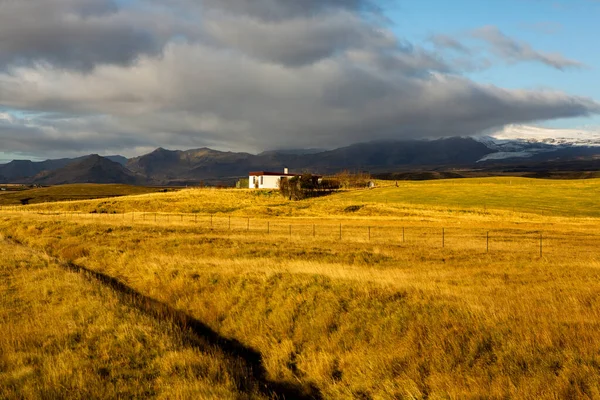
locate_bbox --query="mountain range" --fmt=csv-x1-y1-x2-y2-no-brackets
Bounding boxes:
1,125,600,185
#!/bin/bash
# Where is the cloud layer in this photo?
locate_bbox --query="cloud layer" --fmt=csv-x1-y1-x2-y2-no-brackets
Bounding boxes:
0,0,597,158
472,26,584,70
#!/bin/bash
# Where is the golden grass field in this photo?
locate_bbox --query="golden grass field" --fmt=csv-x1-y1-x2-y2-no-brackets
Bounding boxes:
2,178,600,399
0,239,271,399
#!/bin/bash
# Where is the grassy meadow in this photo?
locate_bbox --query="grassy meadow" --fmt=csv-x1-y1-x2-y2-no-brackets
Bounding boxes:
2,178,600,399
0,184,177,206
0,237,269,399
339,177,600,218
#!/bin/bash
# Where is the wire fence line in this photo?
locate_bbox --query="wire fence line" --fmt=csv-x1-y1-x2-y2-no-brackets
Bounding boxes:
2,209,599,259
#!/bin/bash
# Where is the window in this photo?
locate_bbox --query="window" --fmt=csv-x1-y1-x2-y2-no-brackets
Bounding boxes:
260,176,264,185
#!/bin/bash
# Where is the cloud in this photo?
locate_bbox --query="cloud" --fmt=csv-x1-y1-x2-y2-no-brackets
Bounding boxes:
472,26,584,70
203,10,396,67
0,112,151,158
0,0,201,71
429,34,472,55
197,0,379,21
0,0,597,159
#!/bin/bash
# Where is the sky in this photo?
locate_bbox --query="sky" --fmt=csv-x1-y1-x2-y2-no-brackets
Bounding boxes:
0,0,599,162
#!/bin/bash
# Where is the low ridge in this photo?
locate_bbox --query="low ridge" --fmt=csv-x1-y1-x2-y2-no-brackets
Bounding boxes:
29,155,145,185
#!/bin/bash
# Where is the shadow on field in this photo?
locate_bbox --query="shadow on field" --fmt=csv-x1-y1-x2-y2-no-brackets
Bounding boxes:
62,260,323,400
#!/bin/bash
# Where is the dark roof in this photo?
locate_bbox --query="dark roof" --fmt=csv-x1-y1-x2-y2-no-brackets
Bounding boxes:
249,171,300,176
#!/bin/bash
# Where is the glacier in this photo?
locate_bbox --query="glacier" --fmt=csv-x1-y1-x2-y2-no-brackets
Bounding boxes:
474,125,600,162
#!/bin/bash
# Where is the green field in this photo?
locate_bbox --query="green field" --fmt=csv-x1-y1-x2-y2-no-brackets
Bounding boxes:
337,177,600,217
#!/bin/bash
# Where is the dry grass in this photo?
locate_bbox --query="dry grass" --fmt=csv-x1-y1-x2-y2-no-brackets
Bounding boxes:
2,178,600,398
0,184,175,206
12,177,600,219
0,238,266,399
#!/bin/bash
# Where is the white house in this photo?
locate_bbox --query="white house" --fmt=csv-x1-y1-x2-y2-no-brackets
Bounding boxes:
249,168,299,189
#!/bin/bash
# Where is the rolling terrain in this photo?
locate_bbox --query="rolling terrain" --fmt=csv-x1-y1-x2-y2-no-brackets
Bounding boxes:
0,155,127,182
29,155,146,185
1,178,600,398
2,132,599,185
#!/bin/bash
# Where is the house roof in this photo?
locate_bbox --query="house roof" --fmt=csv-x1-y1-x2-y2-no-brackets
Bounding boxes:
249,171,300,177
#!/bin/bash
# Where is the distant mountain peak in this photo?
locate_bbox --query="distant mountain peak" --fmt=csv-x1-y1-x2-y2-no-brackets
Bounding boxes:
151,147,176,154
30,155,144,185
484,124,600,145
475,124,600,162
3,134,600,185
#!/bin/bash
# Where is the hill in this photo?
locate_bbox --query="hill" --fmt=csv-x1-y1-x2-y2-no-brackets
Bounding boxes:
126,147,258,185
0,158,78,182
29,155,145,185
0,155,128,183
2,136,600,185
126,138,495,184
298,137,494,170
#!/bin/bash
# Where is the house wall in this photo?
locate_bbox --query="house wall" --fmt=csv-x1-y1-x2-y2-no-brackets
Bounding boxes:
249,175,282,189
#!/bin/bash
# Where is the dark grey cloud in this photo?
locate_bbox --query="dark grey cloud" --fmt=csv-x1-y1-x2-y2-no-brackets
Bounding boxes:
471,26,584,70
204,11,395,66
0,112,151,158
0,0,195,71
0,0,597,158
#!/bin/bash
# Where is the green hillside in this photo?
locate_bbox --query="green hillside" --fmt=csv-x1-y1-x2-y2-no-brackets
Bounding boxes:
336,177,600,217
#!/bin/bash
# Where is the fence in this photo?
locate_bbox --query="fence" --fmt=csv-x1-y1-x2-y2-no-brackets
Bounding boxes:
2,208,599,260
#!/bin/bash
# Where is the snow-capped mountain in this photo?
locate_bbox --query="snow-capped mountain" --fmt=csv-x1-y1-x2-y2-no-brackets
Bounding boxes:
475,125,600,162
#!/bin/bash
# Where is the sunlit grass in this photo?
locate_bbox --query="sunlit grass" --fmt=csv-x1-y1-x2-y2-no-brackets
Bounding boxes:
0,239,265,399
335,177,600,217
10,177,600,220
2,177,600,398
